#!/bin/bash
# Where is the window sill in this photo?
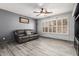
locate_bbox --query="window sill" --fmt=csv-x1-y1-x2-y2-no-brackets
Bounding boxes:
42,32,69,35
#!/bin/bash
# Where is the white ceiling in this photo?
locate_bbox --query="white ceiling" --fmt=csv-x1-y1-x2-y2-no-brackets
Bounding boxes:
0,3,74,19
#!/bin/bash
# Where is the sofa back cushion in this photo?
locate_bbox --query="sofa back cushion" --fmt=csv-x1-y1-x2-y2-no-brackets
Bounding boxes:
15,29,35,36
25,30,32,35
16,30,25,34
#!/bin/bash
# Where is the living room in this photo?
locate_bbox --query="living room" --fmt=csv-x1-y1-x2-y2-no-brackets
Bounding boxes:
0,3,78,56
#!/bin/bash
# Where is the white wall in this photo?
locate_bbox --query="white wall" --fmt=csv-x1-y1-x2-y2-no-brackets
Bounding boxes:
37,12,74,41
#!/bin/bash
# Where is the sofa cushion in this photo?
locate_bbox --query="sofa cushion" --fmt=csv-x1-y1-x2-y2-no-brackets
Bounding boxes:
18,34,25,36
31,32,37,35
19,36,29,39
29,34,39,37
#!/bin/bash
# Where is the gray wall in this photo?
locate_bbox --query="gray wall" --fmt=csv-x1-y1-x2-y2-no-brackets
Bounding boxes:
37,12,74,41
0,9,36,42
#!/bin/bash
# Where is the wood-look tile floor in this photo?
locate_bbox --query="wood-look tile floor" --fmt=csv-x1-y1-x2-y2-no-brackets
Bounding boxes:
0,38,77,56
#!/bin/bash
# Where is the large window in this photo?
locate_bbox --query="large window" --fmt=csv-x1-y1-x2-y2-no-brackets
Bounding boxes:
42,17,68,34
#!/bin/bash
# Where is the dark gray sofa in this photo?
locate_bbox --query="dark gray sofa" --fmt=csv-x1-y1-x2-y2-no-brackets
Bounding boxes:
14,29,39,43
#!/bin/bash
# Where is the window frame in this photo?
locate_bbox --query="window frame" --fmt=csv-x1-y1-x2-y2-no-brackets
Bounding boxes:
42,17,69,34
